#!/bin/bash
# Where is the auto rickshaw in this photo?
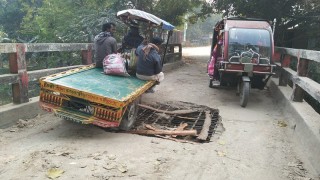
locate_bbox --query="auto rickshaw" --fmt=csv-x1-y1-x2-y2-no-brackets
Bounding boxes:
208,17,275,107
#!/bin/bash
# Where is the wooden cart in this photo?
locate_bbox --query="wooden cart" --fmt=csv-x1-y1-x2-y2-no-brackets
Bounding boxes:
39,65,155,130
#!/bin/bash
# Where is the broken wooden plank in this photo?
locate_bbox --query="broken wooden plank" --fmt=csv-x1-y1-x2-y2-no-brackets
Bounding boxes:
138,104,198,115
197,111,211,141
129,129,197,136
172,123,188,138
175,116,198,120
145,124,157,131
154,135,196,144
129,124,198,136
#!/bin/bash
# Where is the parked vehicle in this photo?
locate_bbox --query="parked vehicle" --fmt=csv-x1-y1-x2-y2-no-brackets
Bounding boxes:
39,9,174,130
207,17,275,107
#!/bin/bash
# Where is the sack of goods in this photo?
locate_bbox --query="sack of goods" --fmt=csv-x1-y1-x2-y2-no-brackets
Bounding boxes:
103,53,130,77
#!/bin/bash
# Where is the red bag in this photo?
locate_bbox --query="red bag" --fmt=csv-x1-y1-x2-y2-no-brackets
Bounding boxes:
103,53,130,76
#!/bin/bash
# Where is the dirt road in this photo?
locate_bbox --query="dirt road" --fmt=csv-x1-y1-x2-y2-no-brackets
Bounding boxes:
0,46,318,180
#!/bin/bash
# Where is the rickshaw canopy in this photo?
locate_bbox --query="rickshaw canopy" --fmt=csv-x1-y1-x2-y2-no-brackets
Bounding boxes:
116,9,175,31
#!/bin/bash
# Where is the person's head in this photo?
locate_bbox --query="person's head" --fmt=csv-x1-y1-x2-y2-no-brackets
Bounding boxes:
151,37,163,46
102,22,116,34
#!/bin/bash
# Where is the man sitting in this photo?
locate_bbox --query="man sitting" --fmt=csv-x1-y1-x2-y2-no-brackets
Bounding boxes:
135,37,164,92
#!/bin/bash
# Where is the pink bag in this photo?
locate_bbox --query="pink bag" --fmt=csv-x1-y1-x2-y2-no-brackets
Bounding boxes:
103,53,130,76
207,56,215,76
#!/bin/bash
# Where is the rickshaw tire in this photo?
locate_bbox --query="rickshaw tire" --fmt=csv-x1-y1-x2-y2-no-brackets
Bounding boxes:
119,97,141,131
240,81,250,107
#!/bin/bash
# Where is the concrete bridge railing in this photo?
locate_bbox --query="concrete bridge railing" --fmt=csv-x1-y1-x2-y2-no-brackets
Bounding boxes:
0,43,182,105
272,47,320,174
273,47,320,107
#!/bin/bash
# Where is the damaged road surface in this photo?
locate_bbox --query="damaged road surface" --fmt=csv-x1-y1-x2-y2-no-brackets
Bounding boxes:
128,101,221,143
0,47,318,180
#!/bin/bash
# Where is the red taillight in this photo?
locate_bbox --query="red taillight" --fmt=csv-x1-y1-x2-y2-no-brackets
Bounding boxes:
226,64,244,71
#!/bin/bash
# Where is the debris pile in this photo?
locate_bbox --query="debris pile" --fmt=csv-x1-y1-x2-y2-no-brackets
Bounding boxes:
129,101,220,143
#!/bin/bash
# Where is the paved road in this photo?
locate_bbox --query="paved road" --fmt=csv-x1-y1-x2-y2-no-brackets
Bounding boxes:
0,46,318,180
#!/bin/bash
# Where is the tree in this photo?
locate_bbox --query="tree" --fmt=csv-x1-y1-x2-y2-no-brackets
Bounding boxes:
0,29,8,42
113,0,210,26
206,0,320,48
0,0,28,42
20,0,119,43
18,0,211,43
186,13,221,45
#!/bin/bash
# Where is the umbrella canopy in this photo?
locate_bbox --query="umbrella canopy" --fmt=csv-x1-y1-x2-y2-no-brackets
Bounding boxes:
116,9,175,31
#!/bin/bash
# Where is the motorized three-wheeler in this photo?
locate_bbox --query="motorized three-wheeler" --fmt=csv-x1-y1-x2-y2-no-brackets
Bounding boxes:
208,17,276,107
39,9,174,130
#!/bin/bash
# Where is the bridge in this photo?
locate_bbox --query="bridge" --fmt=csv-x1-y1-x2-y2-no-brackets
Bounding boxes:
0,43,319,179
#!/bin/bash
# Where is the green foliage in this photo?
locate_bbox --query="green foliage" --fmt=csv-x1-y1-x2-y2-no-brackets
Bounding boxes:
207,0,320,47
20,0,118,43
309,62,320,83
152,0,207,26
0,28,8,42
112,0,210,27
25,51,82,71
186,14,221,45
0,83,12,105
0,0,26,41
2,0,210,43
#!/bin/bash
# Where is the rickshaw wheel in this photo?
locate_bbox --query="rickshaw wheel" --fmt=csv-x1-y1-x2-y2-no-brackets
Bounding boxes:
119,97,141,130
239,81,250,107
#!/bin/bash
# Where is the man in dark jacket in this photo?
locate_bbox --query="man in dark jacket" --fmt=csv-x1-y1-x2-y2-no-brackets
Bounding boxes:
136,37,164,90
121,26,144,49
94,22,117,68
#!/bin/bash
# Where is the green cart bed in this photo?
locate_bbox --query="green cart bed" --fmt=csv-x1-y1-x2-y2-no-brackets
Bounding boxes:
39,65,155,128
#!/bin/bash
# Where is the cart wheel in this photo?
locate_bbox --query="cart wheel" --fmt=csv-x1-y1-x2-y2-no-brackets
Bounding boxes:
239,81,250,107
119,97,141,130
